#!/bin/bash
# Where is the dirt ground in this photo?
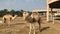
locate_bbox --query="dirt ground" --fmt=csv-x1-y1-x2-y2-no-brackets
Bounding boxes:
0,17,60,34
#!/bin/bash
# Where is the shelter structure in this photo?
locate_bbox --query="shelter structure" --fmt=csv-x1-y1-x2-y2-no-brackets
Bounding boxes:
32,10,57,17
47,0,60,22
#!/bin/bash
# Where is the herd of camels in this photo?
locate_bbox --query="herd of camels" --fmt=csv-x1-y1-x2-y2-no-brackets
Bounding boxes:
1,12,41,34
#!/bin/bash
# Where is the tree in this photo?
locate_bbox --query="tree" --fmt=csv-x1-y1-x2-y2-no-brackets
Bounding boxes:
10,9,15,16
0,9,8,17
15,10,23,17
4,9,8,12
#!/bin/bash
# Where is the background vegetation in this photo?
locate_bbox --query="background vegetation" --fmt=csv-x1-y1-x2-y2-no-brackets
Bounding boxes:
0,9,32,17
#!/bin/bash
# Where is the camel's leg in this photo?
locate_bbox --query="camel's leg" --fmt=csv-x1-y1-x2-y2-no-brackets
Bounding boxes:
4,20,6,23
8,20,10,24
53,17,54,24
4,18,6,23
33,24,35,34
38,18,41,32
39,24,41,32
3,19,8,26
7,19,11,27
29,23,32,34
9,20,11,26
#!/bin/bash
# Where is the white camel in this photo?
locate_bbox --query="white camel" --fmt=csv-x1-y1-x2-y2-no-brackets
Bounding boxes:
23,12,29,20
23,12,41,34
3,13,17,24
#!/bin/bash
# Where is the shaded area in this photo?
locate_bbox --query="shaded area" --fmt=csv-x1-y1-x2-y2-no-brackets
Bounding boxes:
49,1,60,8
40,27,50,32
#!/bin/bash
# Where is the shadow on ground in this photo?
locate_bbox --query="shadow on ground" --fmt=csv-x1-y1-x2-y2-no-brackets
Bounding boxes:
40,27,50,32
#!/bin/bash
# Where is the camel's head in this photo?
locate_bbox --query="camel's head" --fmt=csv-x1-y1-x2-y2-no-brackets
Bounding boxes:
23,12,29,20
23,12,26,14
14,15,17,17
12,15,17,20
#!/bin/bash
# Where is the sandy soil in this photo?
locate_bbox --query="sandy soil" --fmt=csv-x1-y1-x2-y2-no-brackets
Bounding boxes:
0,17,60,34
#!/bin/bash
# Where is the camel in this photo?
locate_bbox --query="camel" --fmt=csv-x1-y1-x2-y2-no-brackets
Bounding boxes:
23,12,29,20
3,13,17,24
23,12,41,34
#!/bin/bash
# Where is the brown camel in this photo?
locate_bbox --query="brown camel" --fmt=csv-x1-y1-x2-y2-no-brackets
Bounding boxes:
23,12,41,34
3,13,17,24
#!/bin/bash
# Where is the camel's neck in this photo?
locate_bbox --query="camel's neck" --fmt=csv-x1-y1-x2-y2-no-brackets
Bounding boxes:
12,15,17,20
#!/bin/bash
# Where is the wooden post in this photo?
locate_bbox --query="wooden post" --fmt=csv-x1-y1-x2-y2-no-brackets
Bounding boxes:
51,8,54,24
29,23,32,34
51,8,53,21
47,0,50,22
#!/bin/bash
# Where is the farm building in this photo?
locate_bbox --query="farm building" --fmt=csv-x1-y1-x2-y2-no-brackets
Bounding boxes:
47,0,60,22
32,10,58,17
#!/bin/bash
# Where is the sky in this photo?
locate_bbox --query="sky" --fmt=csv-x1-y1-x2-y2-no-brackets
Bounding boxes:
0,0,46,11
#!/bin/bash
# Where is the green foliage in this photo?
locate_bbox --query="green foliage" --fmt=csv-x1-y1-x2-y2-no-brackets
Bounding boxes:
15,11,23,17
0,9,8,17
0,9,30,17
